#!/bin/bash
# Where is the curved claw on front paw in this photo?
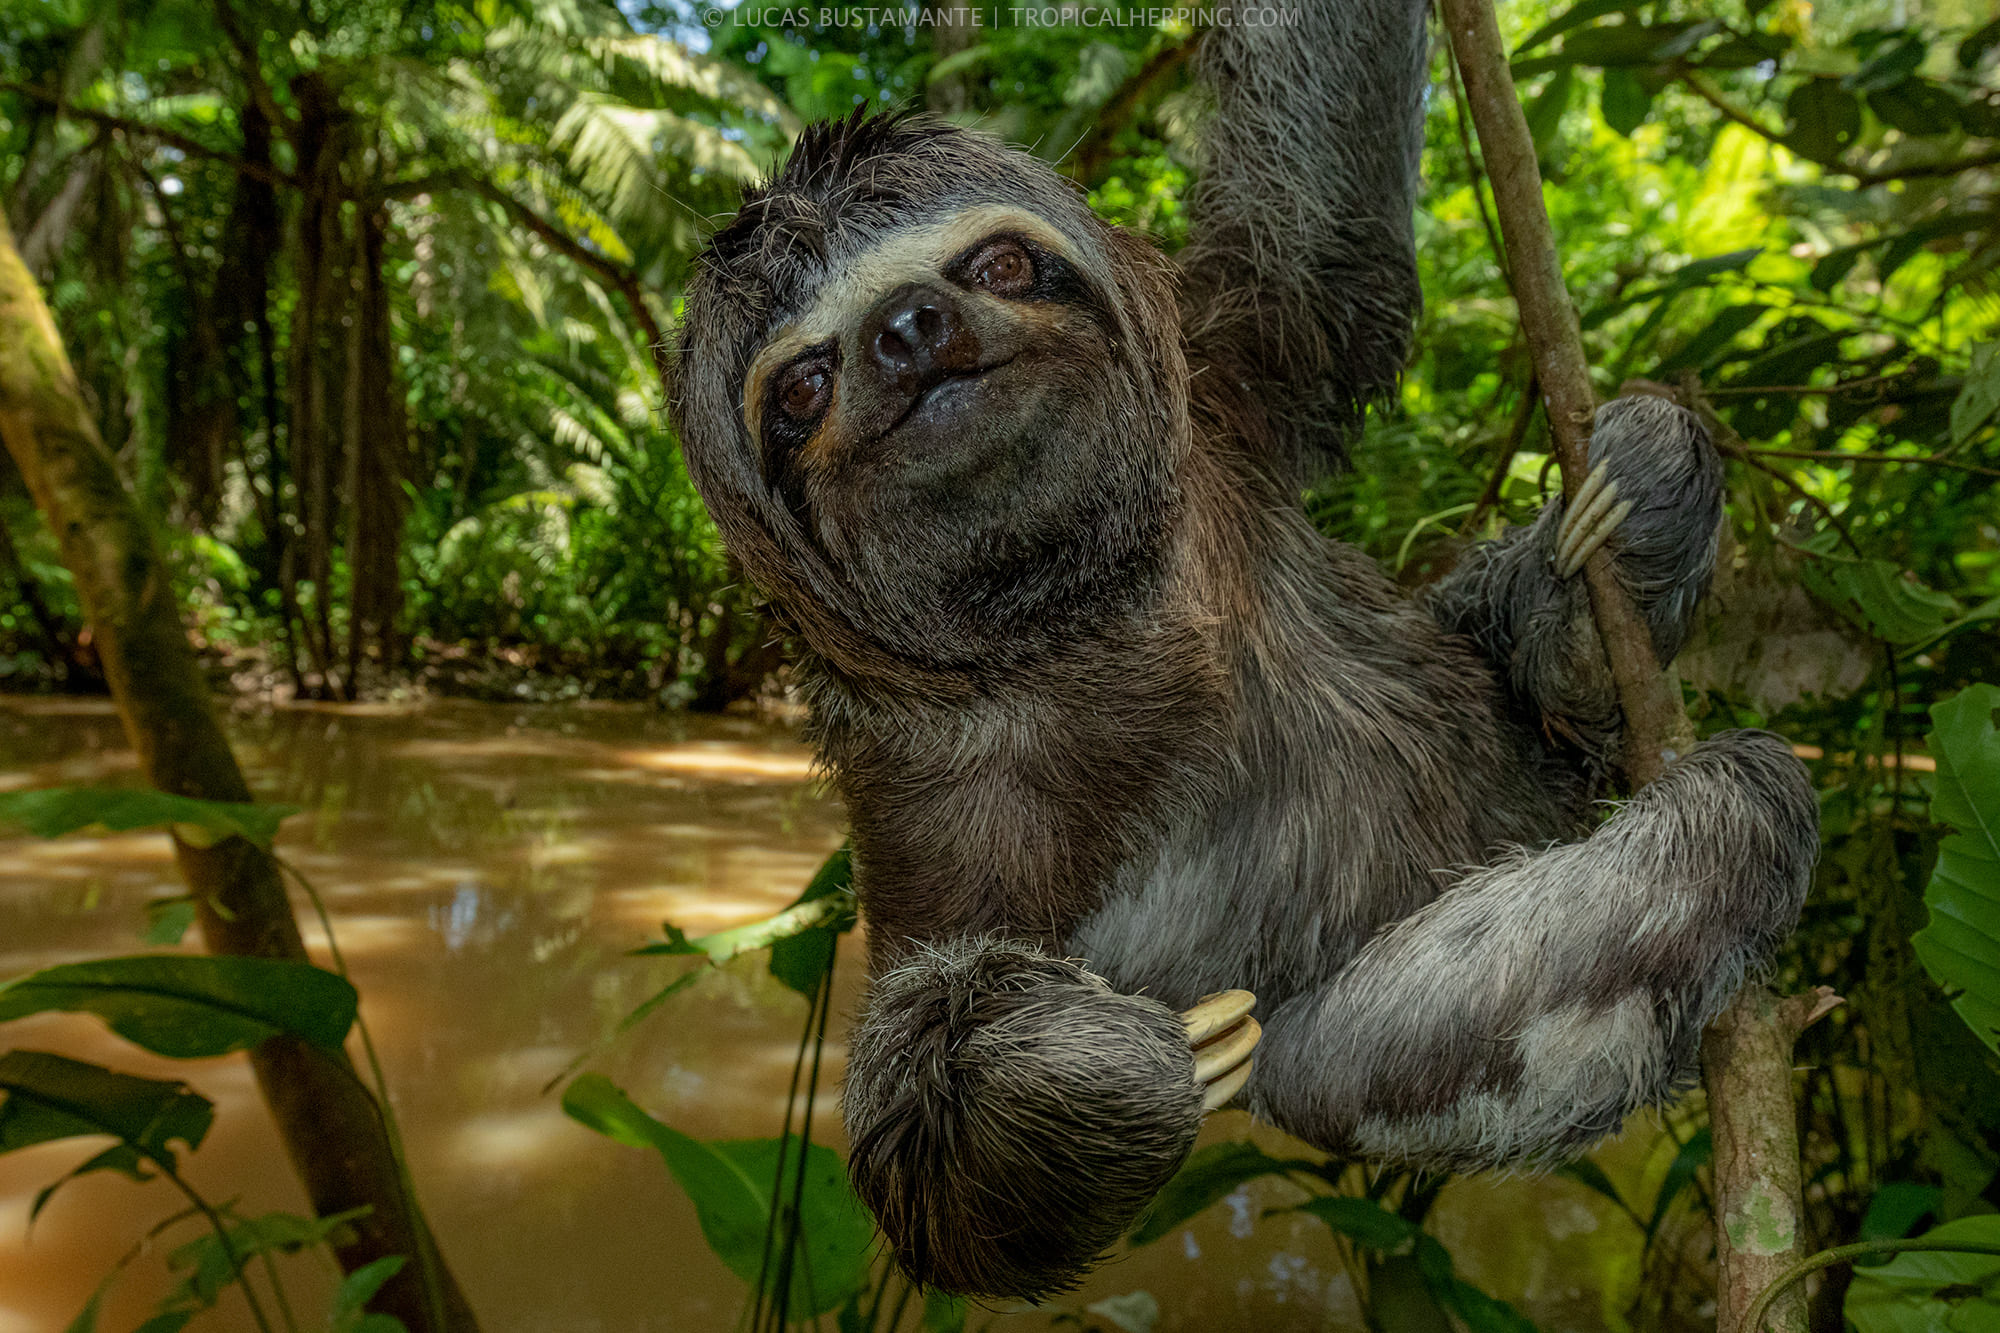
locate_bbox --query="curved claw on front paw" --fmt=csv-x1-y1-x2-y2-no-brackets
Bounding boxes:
1554,461,1634,579
1181,989,1259,1112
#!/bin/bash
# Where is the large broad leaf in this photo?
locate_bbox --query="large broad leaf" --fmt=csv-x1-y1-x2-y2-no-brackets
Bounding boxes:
0,787,297,849
1290,1203,1540,1332
1297,1196,1422,1250
1523,68,1575,153
1785,78,1863,163
0,1051,212,1169
1600,67,1654,136
1129,1140,1321,1245
1869,81,1963,137
561,1074,872,1317
1845,1216,2000,1333
1803,554,1960,646
1420,1237,1541,1333
0,955,358,1057
1913,685,2000,1056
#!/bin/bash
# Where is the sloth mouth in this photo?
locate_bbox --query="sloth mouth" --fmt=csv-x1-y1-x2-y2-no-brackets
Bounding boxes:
881,356,1018,440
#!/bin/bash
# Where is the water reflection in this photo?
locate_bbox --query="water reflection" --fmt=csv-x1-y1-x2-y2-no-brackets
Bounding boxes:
0,698,1646,1332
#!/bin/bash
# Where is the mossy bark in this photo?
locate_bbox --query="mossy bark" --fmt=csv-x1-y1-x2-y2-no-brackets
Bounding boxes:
0,210,479,1333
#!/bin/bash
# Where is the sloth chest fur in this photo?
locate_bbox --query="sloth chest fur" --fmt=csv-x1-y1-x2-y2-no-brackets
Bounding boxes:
832,569,1571,992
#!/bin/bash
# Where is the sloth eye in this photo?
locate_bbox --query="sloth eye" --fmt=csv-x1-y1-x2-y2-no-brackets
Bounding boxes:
778,359,833,420
971,241,1035,297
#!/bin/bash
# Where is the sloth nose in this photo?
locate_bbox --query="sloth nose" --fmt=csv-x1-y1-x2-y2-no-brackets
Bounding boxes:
863,284,978,392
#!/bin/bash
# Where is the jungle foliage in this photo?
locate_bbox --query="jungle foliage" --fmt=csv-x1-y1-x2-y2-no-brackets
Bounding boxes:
2,0,2000,1328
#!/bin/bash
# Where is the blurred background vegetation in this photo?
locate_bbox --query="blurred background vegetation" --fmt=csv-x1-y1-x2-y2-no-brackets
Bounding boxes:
2,0,1999,1327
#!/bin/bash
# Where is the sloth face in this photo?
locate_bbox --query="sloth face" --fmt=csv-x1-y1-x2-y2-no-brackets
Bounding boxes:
670,114,1188,670
741,205,1117,525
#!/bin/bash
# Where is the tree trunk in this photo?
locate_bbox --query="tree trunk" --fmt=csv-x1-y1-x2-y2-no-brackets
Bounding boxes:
0,208,479,1333
345,200,406,688
286,73,345,697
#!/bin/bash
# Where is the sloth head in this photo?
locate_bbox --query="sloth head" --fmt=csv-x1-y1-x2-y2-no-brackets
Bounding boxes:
668,112,1190,676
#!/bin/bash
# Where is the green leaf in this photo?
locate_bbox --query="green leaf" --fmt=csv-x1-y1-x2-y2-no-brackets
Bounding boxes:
1844,35,1927,93
1647,1128,1711,1243
31,1143,145,1222
769,846,855,999
561,1074,872,1316
330,1255,407,1329
1812,244,1868,291
1561,21,1703,67
1524,68,1575,154
1601,67,1653,135
1556,1159,1628,1215
1701,32,1791,68
921,1289,967,1333
1846,1217,2000,1333
1785,79,1863,163
1582,247,1761,328
0,787,297,849
0,955,358,1057
130,1314,194,1333
1129,1140,1318,1245
62,1282,106,1333
1858,1183,1944,1261
1513,0,1642,57
1952,344,2000,445
163,1209,376,1315
1657,303,1770,374
1869,82,1963,136
1803,557,1961,646
1295,1196,1422,1251
1439,1280,1541,1333
142,899,197,947
0,1051,212,1171
1913,685,2000,1056
1960,18,2000,69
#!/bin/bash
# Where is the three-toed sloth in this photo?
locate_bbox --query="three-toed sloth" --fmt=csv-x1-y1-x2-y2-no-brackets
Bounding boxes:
667,0,1817,1302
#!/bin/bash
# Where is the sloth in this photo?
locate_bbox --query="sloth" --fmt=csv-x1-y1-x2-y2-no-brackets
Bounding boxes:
666,0,1817,1301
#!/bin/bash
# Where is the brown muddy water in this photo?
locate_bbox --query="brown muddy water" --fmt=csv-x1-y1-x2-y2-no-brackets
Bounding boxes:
0,697,1662,1333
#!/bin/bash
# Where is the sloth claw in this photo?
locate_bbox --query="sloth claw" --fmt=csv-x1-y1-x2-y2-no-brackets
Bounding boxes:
1555,462,1632,578
1181,989,1259,1112
1202,1058,1256,1112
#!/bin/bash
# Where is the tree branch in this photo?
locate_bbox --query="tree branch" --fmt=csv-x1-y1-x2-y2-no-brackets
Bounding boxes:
1439,6,1828,1331
1440,0,1685,786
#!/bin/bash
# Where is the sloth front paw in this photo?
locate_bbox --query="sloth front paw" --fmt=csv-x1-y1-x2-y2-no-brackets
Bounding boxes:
1553,460,1633,579
1181,988,1260,1110
1551,395,1723,661
842,938,1205,1300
